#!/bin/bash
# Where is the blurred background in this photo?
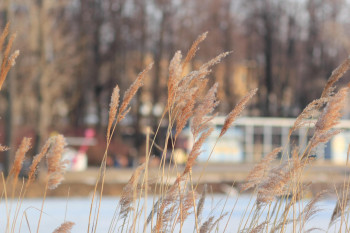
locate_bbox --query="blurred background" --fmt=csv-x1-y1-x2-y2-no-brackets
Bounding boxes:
1,0,350,189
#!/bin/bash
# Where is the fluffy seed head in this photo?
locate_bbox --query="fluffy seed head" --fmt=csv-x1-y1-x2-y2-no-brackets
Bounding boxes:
107,85,119,140
321,56,350,98
241,147,282,192
46,135,68,190
27,139,51,187
53,221,75,233
10,137,31,179
119,63,153,120
220,88,257,137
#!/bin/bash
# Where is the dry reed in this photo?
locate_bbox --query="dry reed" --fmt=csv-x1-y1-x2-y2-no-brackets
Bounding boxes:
240,147,282,192
191,83,219,138
107,85,120,140
196,185,207,225
289,97,328,136
199,216,214,233
26,139,51,187
2,29,350,233
298,191,325,229
220,88,258,138
248,221,268,233
119,163,145,220
176,191,197,224
168,51,183,107
119,63,153,121
0,23,9,52
9,138,31,180
308,87,348,152
182,32,207,72
321,55,350,98
256,157,306,204
46,135,68,189
0,22,19,90
329,190,350,226
52,221,75,233
315,87,348,133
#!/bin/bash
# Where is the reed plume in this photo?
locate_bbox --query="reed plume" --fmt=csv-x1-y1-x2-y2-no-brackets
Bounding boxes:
298,191,325,229
168,51,183,107
182,32,207,71
199,52,231,71
240,147,282,192
119,163,145,220
315,87,348,133
174,86,198,139
321,56,350,98
308,87,348,153
248,221,268,233
168,32,208,109
196,185,207,224
191,83,219,138
154,174,185,232
256,154,307,204
219,88,257,137
0,22,9,52
107,85,119,140
184,127,214,175
309,129,342,151
39,136,67,233
289,97,328,137
257,168,290,204
177,191,197,224
0,23,19,90
199,216,214,233
46,135,68,190
119,63,153,121
10,137,31,180
172,72,209,136
204,213,227,233
52,221,75,233
329,190,350,227
26,139,51,187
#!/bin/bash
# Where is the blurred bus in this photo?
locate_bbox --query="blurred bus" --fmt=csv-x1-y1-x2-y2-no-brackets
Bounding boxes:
175,117,350,164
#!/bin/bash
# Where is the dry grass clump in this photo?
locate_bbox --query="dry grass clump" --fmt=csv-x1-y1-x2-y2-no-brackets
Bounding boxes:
119,163,145,220
93,33,350,233
0,134,73,233
87,63,153,233
240,147,282,192
2,23,350,233
0,24,75,233
235,52,350,233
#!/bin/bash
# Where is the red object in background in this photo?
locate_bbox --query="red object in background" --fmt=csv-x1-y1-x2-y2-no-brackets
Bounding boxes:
78,128,96,154
71,128,96,168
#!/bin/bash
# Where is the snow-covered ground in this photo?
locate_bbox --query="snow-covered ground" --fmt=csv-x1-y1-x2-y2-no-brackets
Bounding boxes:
0,195,343,232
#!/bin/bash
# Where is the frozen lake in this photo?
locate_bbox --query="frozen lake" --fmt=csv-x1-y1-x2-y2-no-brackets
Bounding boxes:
0,195,343,232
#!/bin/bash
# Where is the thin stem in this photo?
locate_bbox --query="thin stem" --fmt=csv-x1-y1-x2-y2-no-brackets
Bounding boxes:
36,181,48,233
